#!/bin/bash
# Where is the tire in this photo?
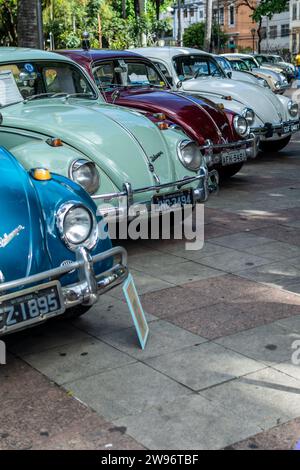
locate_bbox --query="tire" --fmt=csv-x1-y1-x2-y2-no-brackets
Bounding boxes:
62,305,92,320
259,135,291,153
217,162,244,180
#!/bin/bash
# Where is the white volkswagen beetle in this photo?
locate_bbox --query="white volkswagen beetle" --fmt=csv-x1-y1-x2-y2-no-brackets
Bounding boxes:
132,47,299,153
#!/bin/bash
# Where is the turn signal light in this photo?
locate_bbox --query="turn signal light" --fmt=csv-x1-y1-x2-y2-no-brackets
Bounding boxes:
46,137,63,147
33,168,52,181
217,103,225,110
156,121,169,130
223,96,232,101
153,113,167,120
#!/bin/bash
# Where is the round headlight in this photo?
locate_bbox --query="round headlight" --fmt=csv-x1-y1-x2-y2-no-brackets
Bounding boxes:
241,108,255,126
178,140,203,171
56,203,98,250
233,115,249,137
70,159,100,195
274,81,281,90
288,100,299,117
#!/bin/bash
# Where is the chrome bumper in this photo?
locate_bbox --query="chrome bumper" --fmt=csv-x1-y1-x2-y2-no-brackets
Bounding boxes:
0,246,128,335
203,133,258,167
251,119,300,138
92,166,219,219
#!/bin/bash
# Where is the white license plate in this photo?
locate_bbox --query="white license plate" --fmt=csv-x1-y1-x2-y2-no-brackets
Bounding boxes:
221,149,247,166
0,282,63,328
283,123,300,134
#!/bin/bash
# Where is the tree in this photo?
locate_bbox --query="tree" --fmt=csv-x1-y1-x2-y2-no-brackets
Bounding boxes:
17,0,40,47
235,0,288,52
0,0,17,45
183,21,226,50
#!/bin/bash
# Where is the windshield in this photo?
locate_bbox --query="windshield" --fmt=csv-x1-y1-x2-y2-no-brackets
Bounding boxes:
173,55,225,80
230,59,249,71
215,56,232,72
240,57,257,70
93,59,168,91
0,61,97,102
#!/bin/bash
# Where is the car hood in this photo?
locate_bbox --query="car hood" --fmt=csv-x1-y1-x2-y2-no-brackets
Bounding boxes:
1,99,176,190
0,148,50,283
108,88,230,144
231,71,258,85
181,77,287,123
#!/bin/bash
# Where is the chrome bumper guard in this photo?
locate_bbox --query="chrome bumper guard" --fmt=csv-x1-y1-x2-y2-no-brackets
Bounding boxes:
251,119,300,138
0,246,128,335
202,133,258,166
92,166,219,219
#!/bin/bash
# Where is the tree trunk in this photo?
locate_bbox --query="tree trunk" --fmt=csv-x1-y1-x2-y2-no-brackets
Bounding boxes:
122,0,126,19
257,18,262,53
204,0,212,51
17,0,42,48
155,0,160,20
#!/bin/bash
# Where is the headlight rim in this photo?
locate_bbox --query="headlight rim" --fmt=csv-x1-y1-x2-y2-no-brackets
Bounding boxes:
241,107,255,126
56,201,98,252
177,139,203,172
288,100,299,118
69,158,100,195
233,115,250,138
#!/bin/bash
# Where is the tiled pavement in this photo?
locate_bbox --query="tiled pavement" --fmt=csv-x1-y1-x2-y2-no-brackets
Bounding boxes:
1,141,300,449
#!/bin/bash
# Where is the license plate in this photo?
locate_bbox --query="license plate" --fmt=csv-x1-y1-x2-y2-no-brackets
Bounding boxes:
221,149,247,166
283,123,300,134
0,282,63,329
152,189,193,211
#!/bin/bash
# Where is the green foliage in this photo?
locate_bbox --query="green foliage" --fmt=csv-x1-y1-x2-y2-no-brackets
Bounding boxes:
183,22,227,50
0,0,18,45
41,0,173,49
251,0,288,21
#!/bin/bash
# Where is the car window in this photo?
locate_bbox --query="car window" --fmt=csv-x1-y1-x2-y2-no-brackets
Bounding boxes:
126,62,166,87
173,55,224,80
0,61,97,100
215,57,231,71
242,57,257,70
93,62,116,89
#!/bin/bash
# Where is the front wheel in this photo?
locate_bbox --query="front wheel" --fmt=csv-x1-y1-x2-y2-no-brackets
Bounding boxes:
259,135,291,153
217,162,244,180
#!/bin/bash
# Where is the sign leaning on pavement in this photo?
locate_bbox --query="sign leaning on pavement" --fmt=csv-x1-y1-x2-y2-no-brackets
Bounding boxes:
123,274,149,350
0,340,6,365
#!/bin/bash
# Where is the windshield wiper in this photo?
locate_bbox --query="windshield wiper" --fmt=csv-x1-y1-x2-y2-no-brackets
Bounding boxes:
24,93,55,102
60,92,95,99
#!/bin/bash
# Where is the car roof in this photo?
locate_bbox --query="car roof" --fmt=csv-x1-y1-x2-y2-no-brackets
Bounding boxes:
59,48,144,61
222,53,254,59
131,47,211,59
0,46,74,63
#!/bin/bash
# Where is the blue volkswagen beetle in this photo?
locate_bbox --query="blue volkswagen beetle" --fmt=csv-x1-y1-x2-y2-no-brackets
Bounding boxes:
0,146,128,335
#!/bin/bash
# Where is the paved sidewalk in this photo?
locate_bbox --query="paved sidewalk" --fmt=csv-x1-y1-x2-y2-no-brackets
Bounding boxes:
1,140,300,449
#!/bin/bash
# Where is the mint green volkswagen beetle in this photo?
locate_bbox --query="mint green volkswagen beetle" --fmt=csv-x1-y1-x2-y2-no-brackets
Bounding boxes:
0,48,217,220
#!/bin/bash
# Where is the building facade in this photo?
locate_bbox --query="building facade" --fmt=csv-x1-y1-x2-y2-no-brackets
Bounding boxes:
172,1,205,44
260,9,290,53
290,0,300,54
212,1,258,52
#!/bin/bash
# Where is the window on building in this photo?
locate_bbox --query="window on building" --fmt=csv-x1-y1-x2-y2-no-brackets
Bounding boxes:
219,7,224,25
269,25,277,39
260,27,267,39
281,24,289,37
293,3,297,21
184,9,188,18
199,10,204,19
229,5,235,26
190,8,195,17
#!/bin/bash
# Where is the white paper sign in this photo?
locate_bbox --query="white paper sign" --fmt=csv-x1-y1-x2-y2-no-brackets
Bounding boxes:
0,70,23,107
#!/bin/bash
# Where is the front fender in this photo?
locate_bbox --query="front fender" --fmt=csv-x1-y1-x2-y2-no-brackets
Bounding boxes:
8,139,119,205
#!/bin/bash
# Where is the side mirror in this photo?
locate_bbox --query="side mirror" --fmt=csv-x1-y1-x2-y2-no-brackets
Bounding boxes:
176,80,182,89
226,71,232,79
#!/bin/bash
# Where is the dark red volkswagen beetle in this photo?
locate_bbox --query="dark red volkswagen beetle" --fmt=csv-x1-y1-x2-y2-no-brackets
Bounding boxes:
58,48,258,179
